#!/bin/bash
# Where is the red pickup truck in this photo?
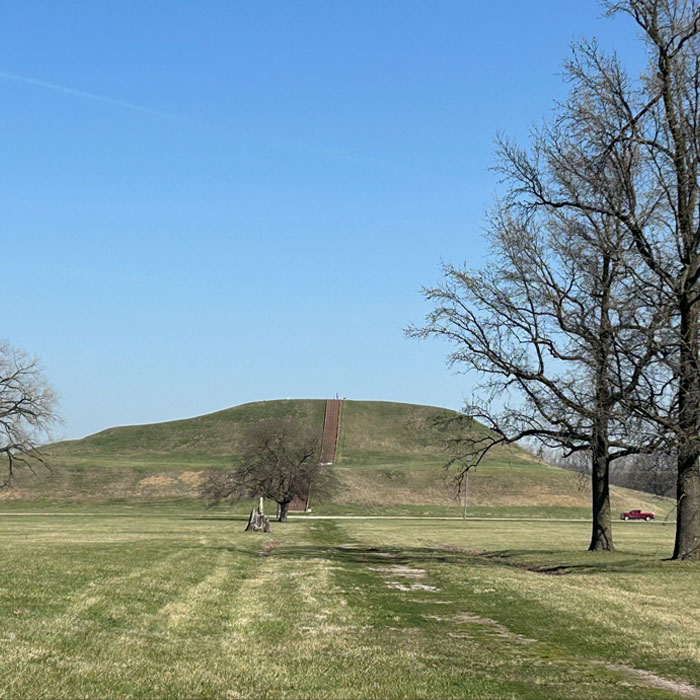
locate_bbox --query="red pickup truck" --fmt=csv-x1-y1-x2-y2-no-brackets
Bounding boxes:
620,509,655,521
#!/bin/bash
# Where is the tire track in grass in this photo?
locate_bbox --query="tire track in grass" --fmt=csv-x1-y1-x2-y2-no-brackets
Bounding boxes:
436,547,700,693
159,550,233,630
340,522,697,698
7,536,268,698
214,531,363,698
297,524,550,699
59,532,321,698
0,515,257,698
597,664,700,699
179,523,443,699
0,547,199,698
426,547,699,699
98,544,266,699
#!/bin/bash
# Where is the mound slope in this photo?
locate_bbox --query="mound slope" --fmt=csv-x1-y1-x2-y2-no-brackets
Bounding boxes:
47,399,476,463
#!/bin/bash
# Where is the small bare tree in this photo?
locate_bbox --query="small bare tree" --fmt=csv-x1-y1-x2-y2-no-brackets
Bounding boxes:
205,419,338,522
0,341,60,487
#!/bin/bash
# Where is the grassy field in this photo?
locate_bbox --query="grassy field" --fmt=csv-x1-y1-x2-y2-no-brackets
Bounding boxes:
1,504,697,699
2,399,683,697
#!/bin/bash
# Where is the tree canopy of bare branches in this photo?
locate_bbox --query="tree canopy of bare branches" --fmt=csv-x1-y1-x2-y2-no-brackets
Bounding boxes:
410,200,660,551
0,341,60,488
202,419,338,521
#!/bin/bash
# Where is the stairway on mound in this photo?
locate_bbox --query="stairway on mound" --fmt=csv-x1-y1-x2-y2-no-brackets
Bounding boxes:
289,399,343,512
320,398,342,464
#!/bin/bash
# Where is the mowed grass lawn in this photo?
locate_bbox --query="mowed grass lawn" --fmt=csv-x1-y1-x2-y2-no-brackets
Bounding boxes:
0,507,697,699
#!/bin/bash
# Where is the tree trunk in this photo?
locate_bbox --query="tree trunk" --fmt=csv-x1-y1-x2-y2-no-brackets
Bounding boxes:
589,446,614,551
673,301,700,560
277,500,290,522
589,254,614,552
673,449,700,559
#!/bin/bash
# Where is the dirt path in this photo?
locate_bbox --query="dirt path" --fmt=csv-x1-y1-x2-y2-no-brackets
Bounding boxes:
599,663,700,699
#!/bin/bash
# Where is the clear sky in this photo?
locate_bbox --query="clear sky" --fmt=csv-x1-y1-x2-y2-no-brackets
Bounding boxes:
1,1,645,439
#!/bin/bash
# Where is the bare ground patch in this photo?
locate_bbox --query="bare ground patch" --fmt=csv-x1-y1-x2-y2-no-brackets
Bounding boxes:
0,488,25,500
596,662,700,699
423,613,535,645
258,540,280,557
177,470,205,487
386,581,439,592
366,561,441,592
137,475,177,488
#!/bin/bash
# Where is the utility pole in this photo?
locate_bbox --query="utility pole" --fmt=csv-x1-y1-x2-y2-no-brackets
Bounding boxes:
462,468,470,520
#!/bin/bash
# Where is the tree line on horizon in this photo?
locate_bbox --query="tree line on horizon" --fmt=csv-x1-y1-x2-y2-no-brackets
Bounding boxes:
410,0,700,560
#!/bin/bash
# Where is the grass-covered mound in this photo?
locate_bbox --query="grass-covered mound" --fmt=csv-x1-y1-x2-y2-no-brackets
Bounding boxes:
1,399,673,517
49,399,326,458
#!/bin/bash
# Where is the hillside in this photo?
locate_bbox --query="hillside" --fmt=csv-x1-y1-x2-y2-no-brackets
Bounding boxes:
2,399,673,517
47,399,478,464
49,399,327,458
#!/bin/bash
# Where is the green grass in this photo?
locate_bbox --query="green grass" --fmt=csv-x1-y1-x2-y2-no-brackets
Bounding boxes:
0,505,696,699
335,400,487,464
47,399,327,457
45,398,471,466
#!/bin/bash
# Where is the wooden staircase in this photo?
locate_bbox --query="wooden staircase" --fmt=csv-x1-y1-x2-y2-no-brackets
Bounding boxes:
290,398,343,511
320,398,342,464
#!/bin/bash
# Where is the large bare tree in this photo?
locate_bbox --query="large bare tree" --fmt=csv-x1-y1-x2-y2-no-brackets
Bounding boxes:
410,0,700,553
411,199,661,551
492,0,700,559
0,341,60,487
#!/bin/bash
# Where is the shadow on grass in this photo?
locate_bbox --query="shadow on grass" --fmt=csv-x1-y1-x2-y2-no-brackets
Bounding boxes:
183,516,249,522
268,542,666,576
473,547,677,573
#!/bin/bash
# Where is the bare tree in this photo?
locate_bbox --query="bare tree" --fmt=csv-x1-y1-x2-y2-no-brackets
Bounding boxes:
491,0,700,559
414,0,700,559
410,199,660,551
204,419,338,522
408,1,700,551
0,341,60,487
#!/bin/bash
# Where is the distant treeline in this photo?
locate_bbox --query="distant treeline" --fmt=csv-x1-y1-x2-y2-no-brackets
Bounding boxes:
540,448,676,500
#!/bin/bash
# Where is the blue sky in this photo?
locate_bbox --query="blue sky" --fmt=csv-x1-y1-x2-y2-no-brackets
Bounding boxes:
1,1,645,439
